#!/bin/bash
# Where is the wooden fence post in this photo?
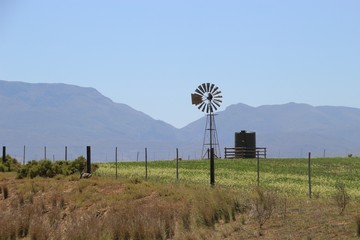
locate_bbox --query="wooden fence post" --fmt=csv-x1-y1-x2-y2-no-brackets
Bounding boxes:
176,148,179,181
86,146,91,174
308,152,312,199
210,148,215,186
257,151,260,186
23,145,26,164
145,148,148,179
2,146,6,163
115,147,118,179
65,146,68,161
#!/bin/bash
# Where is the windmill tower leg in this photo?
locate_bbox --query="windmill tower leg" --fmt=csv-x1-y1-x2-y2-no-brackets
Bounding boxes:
202,113,221,159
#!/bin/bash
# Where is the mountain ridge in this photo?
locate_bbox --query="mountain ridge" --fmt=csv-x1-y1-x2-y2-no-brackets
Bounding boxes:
1,80,360,160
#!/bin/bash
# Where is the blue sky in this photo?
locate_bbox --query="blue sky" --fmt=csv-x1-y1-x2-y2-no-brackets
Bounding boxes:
1,1,359,128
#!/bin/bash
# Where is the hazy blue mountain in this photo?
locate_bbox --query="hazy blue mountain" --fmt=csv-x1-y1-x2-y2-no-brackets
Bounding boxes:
182,102,360,158
1,80,360,161
0,80,180,161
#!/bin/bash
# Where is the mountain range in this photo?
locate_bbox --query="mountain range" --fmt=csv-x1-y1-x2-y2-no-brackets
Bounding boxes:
1,80,360,161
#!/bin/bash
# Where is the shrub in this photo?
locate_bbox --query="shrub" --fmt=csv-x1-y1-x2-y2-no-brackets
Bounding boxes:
0,155,21,172
16,156,93,179
38,160,55,178
29,165,40,179
17,165,29,179
70,156,87,174
251,187,276,231
0,163,6,172
334,181,350,215
54,160,74,175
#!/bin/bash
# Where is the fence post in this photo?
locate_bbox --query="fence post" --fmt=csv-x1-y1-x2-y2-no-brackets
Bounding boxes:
145,148,148,179
257,151,260,186
23,145,26,164
264,148,267,159
115,147,118,179
210,147,215,186
2,146,6,163
86,146,91,174
65,146,68,161
308,152,312,199
176,148,179,181
44,146,47,160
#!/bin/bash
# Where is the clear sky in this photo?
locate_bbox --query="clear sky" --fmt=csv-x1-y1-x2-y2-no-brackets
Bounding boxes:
1,1,359,128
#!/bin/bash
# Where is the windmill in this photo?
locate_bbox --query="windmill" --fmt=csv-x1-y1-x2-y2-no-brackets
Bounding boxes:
191,83,222,159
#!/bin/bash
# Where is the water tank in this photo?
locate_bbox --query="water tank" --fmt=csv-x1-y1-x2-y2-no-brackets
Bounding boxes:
235,131,256,158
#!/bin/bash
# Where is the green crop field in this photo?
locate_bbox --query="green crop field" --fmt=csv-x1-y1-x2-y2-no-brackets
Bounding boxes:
97,157,360,199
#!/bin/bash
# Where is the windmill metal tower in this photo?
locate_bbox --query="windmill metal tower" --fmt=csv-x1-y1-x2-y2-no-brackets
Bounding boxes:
191,83,223,159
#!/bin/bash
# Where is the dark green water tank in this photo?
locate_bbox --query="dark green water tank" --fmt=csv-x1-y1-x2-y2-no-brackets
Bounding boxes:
235,131,256,158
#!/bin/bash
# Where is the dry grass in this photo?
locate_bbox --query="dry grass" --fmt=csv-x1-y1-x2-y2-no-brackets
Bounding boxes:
0,173,359,239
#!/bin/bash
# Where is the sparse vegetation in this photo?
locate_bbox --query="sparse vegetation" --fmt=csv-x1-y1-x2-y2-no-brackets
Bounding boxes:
334,181,350,215
0,155,21,172
1,184,9,199
251,187,276,233
356,215,360,237
0,174,245,239
0,157,359,239
16,156,98,179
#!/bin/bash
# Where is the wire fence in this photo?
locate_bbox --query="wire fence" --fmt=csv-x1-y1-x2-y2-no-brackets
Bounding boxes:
0,145,204,163
2,144,360,164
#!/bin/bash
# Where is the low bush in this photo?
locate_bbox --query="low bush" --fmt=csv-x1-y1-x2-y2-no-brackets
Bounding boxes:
17,156,96,179
0,155,21,172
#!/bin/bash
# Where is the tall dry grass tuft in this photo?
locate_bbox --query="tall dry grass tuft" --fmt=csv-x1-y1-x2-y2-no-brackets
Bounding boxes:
1,184,9,199
356,215,360,237
105,202,177,240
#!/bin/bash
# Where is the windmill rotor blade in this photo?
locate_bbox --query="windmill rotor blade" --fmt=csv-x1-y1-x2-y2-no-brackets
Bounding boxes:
213,90,222,96
206,83,211,92
198,85,205,94
214,95,223,99
195,88,204,96
201,103,207,112
212,86,219,94
197,85,205,94
213,100,221,107
209,84,215,93
198,101,205,110
206,104,210,113
211,102,218,111
201,83,207,93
